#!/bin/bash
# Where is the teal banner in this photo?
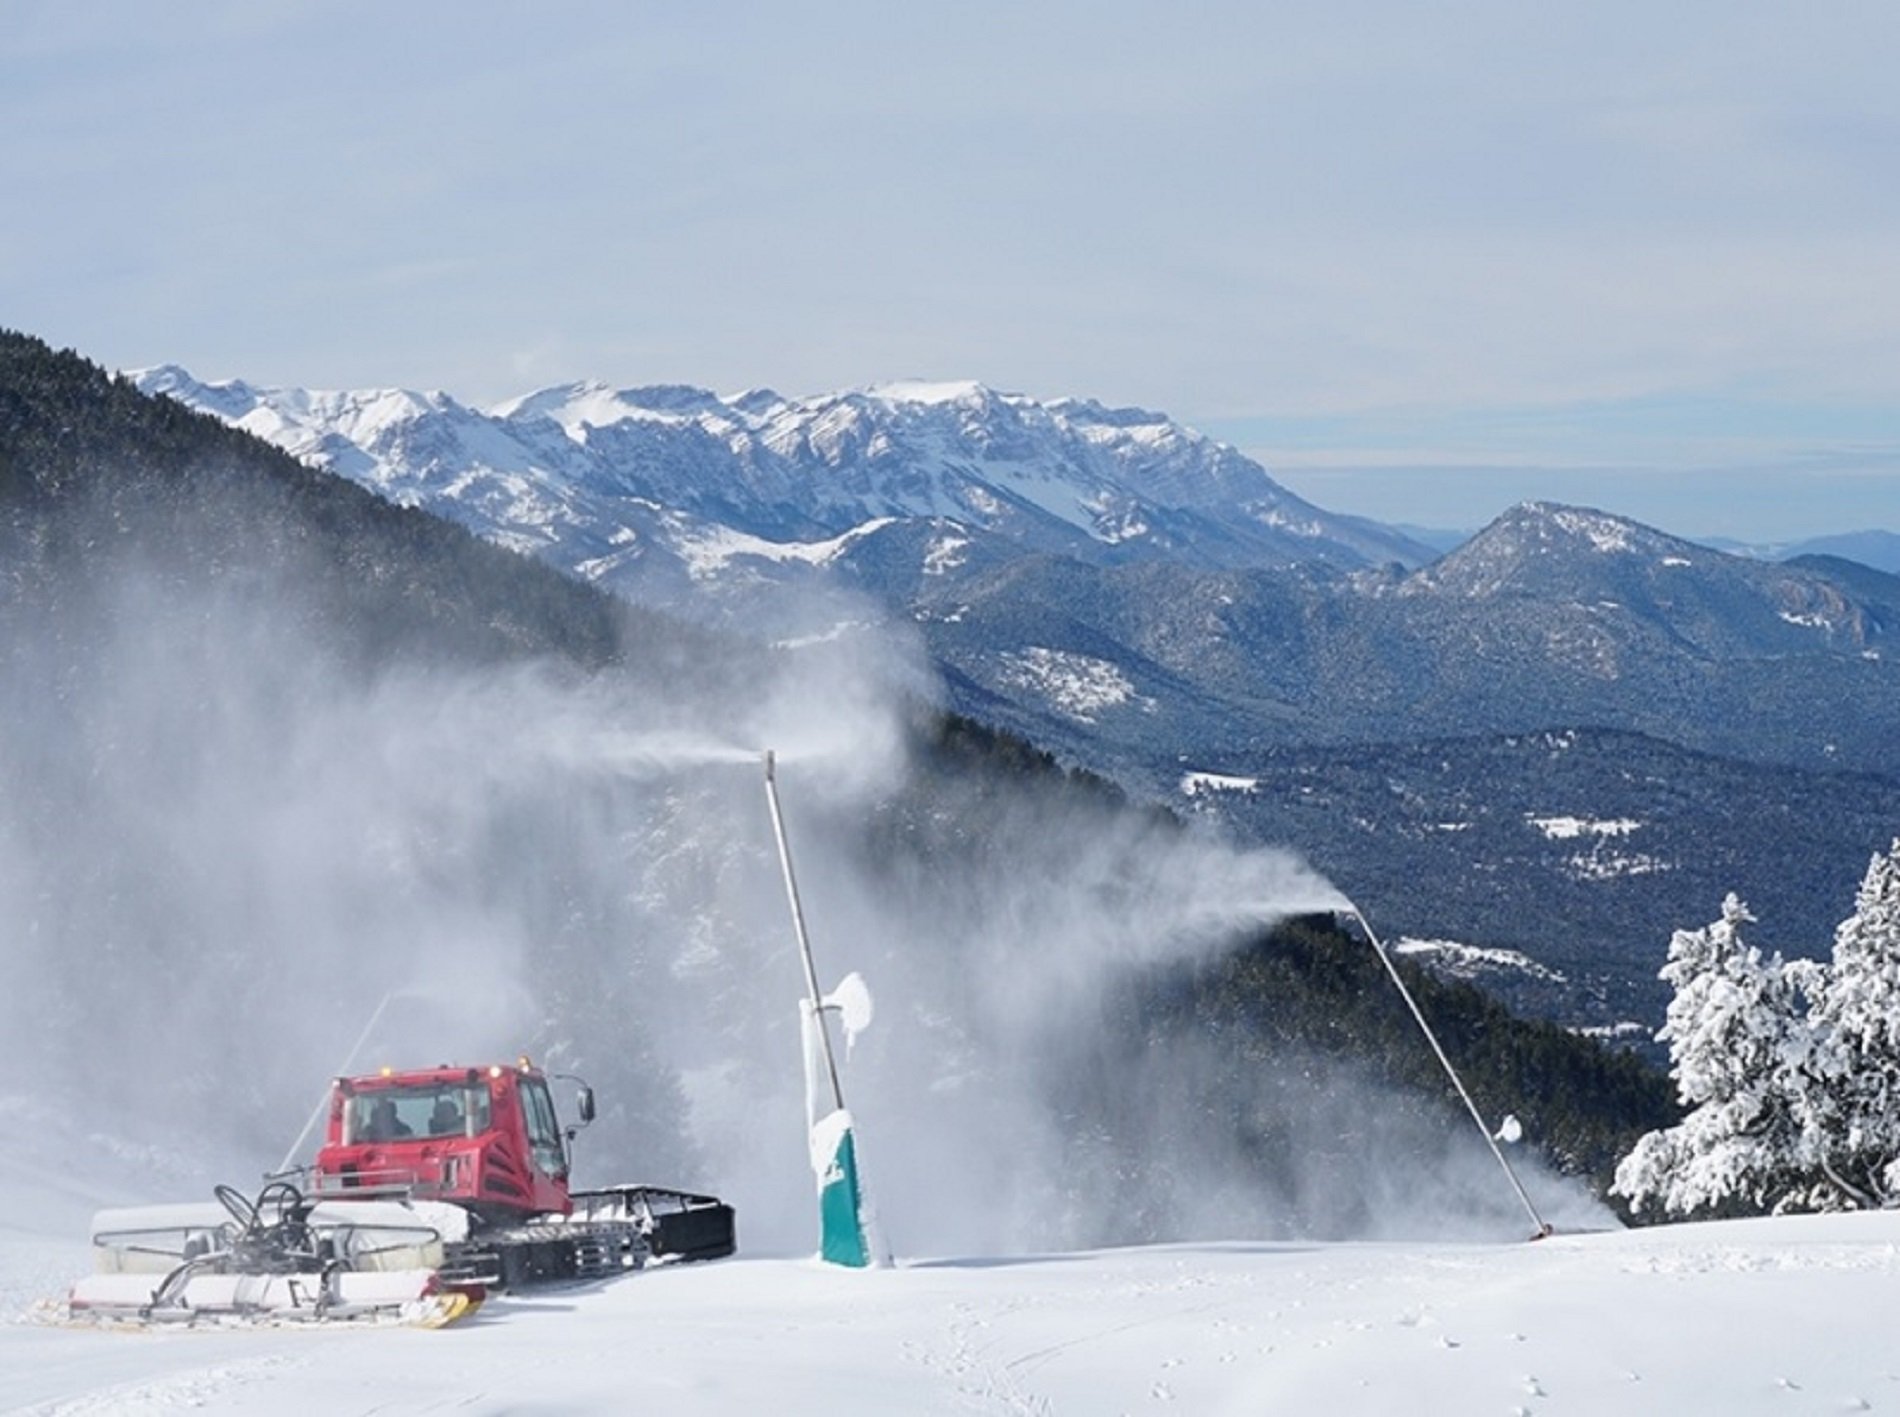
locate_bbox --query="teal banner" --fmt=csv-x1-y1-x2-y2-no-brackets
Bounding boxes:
818,1124,871,1268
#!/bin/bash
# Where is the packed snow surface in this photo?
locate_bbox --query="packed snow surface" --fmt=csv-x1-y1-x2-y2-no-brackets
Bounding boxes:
8,1204,1900,1415
0,1107,1890,1413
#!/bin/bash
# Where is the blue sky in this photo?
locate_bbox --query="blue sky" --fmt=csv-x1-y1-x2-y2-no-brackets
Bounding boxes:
6,1,1897,540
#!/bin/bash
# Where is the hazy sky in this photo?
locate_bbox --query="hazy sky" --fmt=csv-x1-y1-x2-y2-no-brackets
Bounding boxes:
6,1,1897,539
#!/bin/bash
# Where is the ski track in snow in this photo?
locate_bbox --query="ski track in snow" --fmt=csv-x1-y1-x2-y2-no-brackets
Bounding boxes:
9,1354,301,1417
7,1214,1900,1414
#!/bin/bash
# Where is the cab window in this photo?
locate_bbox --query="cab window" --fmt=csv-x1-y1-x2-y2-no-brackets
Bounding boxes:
343,1082,491,1143
520,1079,567,1177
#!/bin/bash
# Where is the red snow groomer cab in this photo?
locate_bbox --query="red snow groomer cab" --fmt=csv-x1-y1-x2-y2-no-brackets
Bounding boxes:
312,1059,577,1223
303,1057,736,1287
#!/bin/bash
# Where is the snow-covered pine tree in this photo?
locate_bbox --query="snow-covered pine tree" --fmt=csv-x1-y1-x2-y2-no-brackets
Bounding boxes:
1798,839,1900,1208
1613,894,1817,1216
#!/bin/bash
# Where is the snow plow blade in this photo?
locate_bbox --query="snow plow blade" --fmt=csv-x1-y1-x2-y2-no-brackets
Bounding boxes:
67,1268,447,1324
64,1183,475,1326
85,1195,466,1273
572,1185,736,1264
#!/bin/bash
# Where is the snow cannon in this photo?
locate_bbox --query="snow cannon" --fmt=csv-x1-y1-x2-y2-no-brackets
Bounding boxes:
764,751,890,1268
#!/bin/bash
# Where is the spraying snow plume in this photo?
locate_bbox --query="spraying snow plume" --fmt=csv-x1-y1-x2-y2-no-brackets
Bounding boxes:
0,524,1596,1252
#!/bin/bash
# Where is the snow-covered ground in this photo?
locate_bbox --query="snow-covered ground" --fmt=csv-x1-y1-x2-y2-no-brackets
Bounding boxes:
8,1190,1900,1414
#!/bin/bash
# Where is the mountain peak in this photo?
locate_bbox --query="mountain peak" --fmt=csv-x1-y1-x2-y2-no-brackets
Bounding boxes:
493,381,729,430
856,378,1000,407
1421,502,1718,599
1470,501,1707,560
1494,502,1678,554
128,364,263,420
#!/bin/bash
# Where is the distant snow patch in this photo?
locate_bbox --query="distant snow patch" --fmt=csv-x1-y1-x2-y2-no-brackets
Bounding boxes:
676,519,897,577
982,460,1099,533
923,531,970,576
962,485,1003,517
998,648,1147,723
1565,851,1671,881
574,548,642,581
1575,1020,1653,1043
1095,511,1152,544
1529,816,1640,841
1526,816,1667,881
1552,507,1635,553
1257,507,1326,538
1180,771,1260,797
1394,938,1567,983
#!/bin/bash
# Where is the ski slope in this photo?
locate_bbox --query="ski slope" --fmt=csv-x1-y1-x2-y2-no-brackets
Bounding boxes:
7,1191,1900,1415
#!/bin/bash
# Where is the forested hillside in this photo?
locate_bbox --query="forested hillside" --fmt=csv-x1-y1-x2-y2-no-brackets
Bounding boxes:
0,329,667,669
1196,729,1900,1027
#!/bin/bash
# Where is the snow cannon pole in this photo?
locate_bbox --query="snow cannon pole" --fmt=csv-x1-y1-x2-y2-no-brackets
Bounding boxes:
764,752,845,1114
1342,901,1553,1240
272,987,406,1178
763,750,881,1267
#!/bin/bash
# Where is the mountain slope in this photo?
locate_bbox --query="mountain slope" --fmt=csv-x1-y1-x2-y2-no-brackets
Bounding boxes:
916,505,1899,777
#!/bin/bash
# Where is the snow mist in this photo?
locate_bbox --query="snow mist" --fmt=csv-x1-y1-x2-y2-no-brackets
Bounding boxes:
0,545,1595,1252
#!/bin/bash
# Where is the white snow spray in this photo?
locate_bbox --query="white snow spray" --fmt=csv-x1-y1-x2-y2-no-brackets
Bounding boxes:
0,542,1604,1251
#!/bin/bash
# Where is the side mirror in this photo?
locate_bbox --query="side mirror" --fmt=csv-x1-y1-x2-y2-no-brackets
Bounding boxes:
577,1085,596,1126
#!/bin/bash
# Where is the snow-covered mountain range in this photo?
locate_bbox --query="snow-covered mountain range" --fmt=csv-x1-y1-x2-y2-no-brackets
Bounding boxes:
133,367,1433,614
141,365,1897,773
